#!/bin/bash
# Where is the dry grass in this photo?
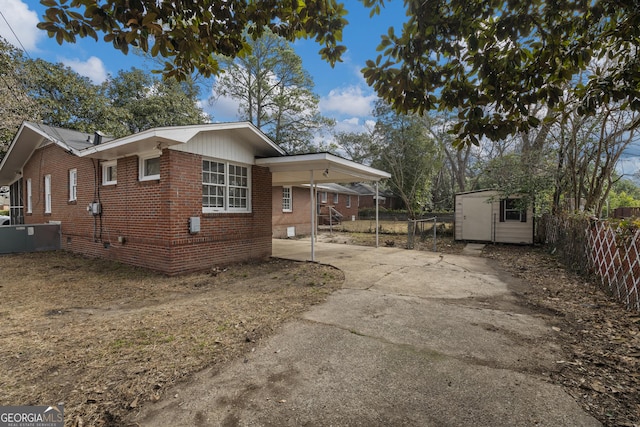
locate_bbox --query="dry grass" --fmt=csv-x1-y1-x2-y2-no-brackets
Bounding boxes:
0,252,343,426
319,219,465,254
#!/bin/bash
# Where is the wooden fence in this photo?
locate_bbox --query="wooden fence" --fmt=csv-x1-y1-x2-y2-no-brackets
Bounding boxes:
539,215,640,311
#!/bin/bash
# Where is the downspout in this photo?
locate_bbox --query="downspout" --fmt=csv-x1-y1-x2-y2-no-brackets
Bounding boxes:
310,170,315,262
375,181,379,248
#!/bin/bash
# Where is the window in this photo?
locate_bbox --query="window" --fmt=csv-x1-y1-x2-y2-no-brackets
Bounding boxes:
202,159,250,213
102,160,117,185
320,191,327,203
346,195,351,208
501,198,526,222
44,174,51,214
139,154,160,181
282,186,292,212
69,169,77,201
333,193,339,204
26,178,32,214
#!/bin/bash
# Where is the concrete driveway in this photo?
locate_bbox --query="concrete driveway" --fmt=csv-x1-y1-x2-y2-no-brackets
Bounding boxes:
136,239,600,426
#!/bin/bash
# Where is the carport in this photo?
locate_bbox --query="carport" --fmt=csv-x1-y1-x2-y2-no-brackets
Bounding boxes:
256,153,390,261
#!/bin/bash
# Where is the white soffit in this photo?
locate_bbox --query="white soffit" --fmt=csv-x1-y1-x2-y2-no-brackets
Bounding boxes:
256,153,390,185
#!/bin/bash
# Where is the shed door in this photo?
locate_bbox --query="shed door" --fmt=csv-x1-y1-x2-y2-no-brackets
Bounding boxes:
462,196,492,241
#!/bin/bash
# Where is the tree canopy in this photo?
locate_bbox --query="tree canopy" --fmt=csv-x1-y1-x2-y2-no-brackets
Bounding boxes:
211,29,332,153
38,0,348,80
361,0,640,146
0,37,208,158
38,0,640,147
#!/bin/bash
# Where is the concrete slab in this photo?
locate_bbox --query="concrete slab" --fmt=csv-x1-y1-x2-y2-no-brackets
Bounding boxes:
462,242,486,256
135,239,601,427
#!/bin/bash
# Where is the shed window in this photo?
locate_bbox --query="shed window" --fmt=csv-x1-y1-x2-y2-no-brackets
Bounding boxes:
500,198,526,222
282,186,292,212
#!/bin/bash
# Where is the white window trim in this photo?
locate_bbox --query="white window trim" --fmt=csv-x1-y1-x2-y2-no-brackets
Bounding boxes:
26,178,32,214
69,168,77,201
346,195,351,208
102,160,117,185
44,174,51,214
139,153,160,181
333,193,339,204
320,191,327,203
202,159,251,213
282,186,292,212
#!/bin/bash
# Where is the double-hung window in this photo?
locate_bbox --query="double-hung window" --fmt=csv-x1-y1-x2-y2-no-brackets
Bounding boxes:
26,178,32,214
282,186,292,212
44,174,51,214
346,195,351,208
69,169,77,201
333,193,339,204
500,198,527,222
202,159,250,213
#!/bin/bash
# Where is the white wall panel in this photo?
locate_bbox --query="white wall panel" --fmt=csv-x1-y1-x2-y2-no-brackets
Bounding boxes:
170,130,256,164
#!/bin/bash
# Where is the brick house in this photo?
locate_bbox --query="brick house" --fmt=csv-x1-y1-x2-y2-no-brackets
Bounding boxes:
272,183,360,238
0,122,390,272
349,182,402,211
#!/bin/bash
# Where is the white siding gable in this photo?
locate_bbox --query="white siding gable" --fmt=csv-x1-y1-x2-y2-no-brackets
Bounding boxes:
170,130,257,164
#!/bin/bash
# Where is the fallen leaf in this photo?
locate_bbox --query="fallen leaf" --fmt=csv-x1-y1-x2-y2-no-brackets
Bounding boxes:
590,380,607,393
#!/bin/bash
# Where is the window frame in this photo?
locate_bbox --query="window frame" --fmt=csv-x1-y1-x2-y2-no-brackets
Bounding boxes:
69,168,77,202
333,193,339,204
202,158,251,213
346,195,351,208
139,153,160,181
26,178,32,214
44,174,51,214
282,186,292,212
502,198,526,222
102,160,117,185
320,191,327,203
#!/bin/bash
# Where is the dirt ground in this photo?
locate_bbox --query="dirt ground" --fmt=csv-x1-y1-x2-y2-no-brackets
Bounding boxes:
482,244,640,427
1,228,638,427
0,252,343,426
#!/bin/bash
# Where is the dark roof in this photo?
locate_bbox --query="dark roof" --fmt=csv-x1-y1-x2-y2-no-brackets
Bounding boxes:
25,122,113,151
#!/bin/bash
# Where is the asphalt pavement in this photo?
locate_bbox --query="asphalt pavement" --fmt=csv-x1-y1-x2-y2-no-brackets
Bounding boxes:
135,239,601,426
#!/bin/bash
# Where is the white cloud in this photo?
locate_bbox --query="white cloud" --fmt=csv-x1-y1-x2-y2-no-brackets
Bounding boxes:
207,93,242,122
332,117,375,135
0,0,42,51
62,56,108,84
319,85,377,117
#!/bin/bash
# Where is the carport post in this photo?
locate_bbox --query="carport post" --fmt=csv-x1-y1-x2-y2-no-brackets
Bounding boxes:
310,170,315,261
375,181,379,248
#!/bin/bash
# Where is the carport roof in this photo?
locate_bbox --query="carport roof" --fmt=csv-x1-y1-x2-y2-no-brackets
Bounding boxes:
256,152,390,185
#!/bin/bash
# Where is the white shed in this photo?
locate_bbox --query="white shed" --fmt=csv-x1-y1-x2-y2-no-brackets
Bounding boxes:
454,190,534,244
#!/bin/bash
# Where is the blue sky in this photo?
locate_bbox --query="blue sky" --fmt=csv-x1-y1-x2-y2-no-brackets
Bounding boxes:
0,0,407,135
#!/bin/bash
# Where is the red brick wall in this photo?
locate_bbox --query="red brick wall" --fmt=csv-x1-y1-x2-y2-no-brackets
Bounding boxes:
272,186,313,238
23,144,272,275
